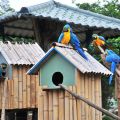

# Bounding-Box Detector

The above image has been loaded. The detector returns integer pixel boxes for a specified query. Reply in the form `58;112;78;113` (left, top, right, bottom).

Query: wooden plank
43;91;49;120
58;90;64;120
88;74;92;120
23;67;27;108
95;75;102;120
80;73;85;120
85;74;89;120
99;76;102;120
38;91;44;120
76;70;81;120
26;66;31;108
13;66;18;108
48;91;53;120
30;75;36;108
65;89;69;120
69;86;73;120
91;74;95;120
10;80;14;108
53;91;58;120
35;74;39;107
1;79;7;120
7;80;10;109
72;86;77;120
18;65;23;108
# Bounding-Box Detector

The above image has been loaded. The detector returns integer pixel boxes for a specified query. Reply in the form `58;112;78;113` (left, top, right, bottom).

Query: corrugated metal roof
27;43;112;75
0;41;45;65
27;0;120;30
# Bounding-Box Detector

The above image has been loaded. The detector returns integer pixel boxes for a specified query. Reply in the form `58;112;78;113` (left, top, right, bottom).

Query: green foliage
76;0;120;19
103;116;113;120
106;37;120;54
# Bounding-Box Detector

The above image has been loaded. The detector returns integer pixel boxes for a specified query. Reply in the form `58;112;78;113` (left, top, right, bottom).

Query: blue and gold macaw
105;49;120;84
58;24;88;60
92;34;106;54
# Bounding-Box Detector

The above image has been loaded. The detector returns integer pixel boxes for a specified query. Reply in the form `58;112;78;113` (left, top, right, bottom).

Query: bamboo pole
1;77;8;120
59;84;120;120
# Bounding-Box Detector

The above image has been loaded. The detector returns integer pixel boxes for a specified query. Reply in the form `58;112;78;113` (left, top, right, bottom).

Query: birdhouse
28;43;111;89
28;43;112;120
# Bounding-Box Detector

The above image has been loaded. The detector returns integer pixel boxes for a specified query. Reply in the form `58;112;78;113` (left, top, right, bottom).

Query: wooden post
116;64;120;116
1;77;8;120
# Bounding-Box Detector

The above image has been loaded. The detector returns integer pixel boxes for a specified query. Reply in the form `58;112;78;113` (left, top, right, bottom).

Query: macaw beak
63;27;69;32
92;36;97;40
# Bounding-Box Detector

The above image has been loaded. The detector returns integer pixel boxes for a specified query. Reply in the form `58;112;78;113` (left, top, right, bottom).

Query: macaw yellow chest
93;38;105;46
61;32;71;44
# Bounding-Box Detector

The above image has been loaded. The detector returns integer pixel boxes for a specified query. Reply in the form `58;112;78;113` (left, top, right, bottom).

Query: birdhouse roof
0;41;45;65
27;43;111;75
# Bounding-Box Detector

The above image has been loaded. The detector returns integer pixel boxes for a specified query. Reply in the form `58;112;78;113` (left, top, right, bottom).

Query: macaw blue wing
58;33;64;43
106;50;120;63
70;33;80;47
70;33;88;60
75;45;88;60
105;49;120;84
98;36;105;41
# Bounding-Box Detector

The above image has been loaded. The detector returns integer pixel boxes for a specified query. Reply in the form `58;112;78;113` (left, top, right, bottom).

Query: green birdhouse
28;43;111;89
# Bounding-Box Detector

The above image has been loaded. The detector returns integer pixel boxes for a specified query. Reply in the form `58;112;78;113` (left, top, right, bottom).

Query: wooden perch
59;84;120;120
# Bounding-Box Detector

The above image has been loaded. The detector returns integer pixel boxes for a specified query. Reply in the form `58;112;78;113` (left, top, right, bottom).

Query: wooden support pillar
0;24;5;42
116;64;120;116
32;17;44;50
85;30;93;46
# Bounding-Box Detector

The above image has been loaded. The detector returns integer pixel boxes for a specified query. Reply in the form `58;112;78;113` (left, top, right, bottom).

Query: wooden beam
4;25;33;31
1;78;8;120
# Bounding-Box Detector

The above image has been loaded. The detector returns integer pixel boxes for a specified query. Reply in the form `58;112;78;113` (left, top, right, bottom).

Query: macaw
105;49;120;84
92;34;106;54
58;24;71;44
58;24;88;60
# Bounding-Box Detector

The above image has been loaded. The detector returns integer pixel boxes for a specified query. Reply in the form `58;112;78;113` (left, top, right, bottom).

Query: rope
59;84;120;120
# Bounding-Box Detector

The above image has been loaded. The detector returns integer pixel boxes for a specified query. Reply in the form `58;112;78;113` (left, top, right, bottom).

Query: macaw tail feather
111;62;116;74
109;62;116;85
109;75;113;85
75;46;88;60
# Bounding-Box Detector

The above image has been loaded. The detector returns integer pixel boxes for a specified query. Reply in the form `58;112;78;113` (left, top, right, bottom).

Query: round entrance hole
52;72;63;86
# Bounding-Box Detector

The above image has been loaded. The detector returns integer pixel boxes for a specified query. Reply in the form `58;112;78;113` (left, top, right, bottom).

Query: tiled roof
26;0;120;30
0;41;45;65
27;43;111;75
1;0;120;30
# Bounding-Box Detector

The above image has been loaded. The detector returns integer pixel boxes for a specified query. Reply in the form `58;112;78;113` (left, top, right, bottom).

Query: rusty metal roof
0;41;45;65
28;44;111;75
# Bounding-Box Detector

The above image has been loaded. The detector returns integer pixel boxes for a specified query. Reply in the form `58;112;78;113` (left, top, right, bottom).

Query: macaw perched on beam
92;34;106;54
58;24;88;60
105;49;120;84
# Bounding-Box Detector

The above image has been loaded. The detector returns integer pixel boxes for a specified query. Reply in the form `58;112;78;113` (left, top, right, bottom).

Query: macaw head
63;24;71;32
92;34;98;40
105;49;115;55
